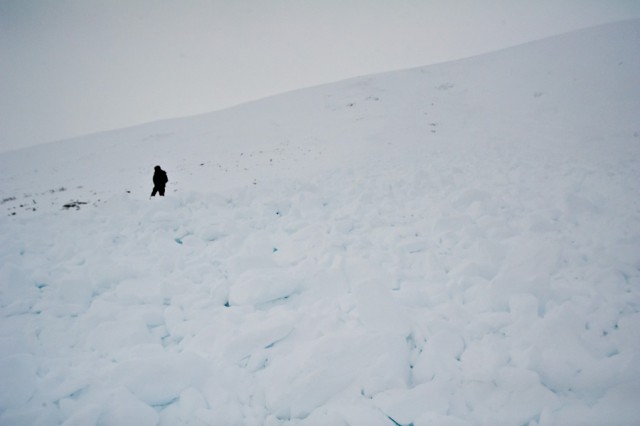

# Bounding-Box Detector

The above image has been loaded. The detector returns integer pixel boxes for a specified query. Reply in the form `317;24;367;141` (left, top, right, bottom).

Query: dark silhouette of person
151;165;168;196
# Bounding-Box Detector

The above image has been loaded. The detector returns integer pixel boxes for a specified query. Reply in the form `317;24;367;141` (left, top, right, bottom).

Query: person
151;165;168;197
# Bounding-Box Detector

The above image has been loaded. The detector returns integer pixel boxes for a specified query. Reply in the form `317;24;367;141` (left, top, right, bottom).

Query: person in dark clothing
151;165;168;196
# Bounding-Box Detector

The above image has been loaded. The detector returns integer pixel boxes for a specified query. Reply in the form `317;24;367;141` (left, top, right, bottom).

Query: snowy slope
1;19;640;425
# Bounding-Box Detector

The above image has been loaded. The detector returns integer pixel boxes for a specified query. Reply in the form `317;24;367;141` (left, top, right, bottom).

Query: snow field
2;144;639;424
1;19;640;425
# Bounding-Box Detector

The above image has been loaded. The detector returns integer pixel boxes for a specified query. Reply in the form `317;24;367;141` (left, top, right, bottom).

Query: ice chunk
111;353;208;406
412;331;464;384
374;379;454;424
460;334;510;382
353;279;411;335
99;389;158;426
228;268;299;306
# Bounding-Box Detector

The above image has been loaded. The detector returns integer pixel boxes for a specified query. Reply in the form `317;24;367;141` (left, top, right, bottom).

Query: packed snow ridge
1;20;639;426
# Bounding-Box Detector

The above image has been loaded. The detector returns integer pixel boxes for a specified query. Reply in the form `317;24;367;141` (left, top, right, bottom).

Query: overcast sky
1;0;640;153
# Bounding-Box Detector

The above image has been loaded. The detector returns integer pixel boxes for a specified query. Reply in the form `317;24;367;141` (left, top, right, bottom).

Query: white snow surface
1;20;640;425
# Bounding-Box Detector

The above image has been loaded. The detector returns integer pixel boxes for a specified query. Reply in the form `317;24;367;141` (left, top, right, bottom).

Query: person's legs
151;187;158;196
159;186;165;196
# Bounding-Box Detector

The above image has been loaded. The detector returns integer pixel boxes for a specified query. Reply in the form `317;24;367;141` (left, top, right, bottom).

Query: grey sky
2;0;640;152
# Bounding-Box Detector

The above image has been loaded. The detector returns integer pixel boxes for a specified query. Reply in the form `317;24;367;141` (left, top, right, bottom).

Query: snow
1;19;640;425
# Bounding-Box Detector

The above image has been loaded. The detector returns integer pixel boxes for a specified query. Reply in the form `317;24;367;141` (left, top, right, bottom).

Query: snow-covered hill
1;19;639;425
